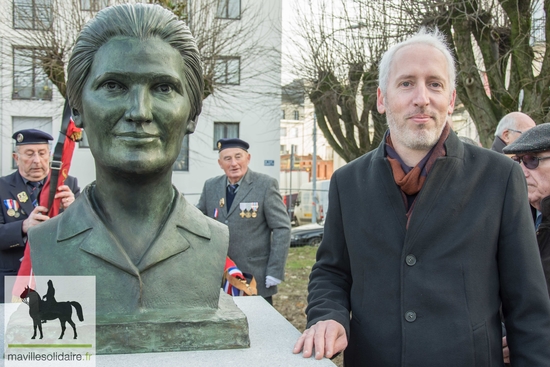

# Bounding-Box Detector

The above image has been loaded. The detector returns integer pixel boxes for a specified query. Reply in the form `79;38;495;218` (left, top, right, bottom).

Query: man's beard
386;107;445;151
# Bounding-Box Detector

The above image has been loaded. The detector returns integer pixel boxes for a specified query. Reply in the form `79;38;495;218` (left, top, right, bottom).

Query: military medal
240;211;246;218
4;200;19;217
17;191;29;203
241;203;253;218
251;202;259;218
219;198;225;208
14;212;20;218
240;203;247;218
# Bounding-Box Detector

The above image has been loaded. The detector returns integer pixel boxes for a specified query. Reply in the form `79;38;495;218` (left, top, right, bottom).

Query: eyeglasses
511;154;550;169
507;128;523;134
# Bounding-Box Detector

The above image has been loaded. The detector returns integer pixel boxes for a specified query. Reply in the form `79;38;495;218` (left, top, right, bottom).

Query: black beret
217;138;249;151
503;123;550;154
12;129;53;146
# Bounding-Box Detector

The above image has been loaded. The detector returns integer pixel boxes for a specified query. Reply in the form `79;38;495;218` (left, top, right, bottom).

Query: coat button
405;254;417;266
225;220;228;224
405;311;416;322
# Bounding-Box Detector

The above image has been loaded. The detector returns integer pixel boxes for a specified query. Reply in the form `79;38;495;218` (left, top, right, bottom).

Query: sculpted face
75;36;192;175
218;148;251;184
13;144;50;181
377;44;456;152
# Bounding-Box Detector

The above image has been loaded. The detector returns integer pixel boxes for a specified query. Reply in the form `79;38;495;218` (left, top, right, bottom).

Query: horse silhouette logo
19;279;84;340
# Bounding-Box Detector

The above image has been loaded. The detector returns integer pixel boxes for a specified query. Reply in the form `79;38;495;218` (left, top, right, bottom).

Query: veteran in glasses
491;112;536;153
504;122;550;296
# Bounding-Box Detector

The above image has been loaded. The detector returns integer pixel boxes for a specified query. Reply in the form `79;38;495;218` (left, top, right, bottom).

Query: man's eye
401;81;411;87
156;84;173;93
430;82;442;88
102;81;123;91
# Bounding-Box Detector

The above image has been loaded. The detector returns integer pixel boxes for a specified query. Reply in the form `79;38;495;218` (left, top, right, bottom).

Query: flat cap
503;123;550;154
12;129;53;146
217;138;249;151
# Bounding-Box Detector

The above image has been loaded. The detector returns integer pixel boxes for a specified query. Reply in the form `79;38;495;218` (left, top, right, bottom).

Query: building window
293;110;299;120
172;134;189;171
214;122;239;149
280;144;286;154
13;0;52;30
80;0;109;11
213;57;240;85
12;116;52;168
13;48;53;100
289;128;298;138
280;127;287;137
216;0;240;19
281;110;286;119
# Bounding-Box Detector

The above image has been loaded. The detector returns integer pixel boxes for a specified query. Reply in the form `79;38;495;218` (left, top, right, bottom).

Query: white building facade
0;0;282;205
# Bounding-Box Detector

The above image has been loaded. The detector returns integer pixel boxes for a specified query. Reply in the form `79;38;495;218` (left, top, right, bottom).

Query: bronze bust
27;3;248;354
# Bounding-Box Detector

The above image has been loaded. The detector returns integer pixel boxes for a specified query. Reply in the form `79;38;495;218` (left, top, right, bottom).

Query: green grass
286;246;318;269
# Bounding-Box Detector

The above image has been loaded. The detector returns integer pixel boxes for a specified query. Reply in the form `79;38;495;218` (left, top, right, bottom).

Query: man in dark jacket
0;129;79;302
293;29;550;366
503;123;550;294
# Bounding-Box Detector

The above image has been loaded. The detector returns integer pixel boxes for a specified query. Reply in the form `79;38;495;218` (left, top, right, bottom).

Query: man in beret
197;138;291;304
491;112;536;153
0;128;80;303
503;122;550;293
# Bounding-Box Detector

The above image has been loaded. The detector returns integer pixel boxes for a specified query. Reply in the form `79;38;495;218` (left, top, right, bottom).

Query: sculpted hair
378;28;456;96
67;3;204;124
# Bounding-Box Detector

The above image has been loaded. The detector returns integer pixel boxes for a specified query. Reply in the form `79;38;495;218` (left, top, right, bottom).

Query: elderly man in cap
503;122;550;293
197;138;291;304
491;112;536;153
0;128;80;303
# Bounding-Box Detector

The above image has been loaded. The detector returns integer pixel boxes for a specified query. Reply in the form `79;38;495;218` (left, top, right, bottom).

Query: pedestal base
96;292;249;354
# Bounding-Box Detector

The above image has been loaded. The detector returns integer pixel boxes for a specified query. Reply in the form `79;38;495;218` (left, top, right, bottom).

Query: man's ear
186;119;197;134
72;108;83;128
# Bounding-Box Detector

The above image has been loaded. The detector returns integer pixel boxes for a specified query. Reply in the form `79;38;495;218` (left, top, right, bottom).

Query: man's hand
293;320;347;360
55;185;76;209
22;206;50;234
502;336;510;364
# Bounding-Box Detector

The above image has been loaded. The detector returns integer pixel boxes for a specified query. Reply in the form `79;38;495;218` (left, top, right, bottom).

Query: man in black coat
503;123;550;294
0;129;79;302
293;29;550;366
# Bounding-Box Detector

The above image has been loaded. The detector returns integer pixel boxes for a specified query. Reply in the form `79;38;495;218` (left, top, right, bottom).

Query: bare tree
2;0;274;101
393;0;550;147
287;0;406;162
291;0;550;152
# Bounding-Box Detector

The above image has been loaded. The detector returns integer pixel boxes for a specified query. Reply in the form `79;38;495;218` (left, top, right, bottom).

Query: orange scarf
385;123;450;221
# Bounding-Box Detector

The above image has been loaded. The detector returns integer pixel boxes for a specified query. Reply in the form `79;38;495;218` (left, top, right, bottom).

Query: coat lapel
9;172;34;216
57;188;204;276
403;131;463;252
138;195;210;272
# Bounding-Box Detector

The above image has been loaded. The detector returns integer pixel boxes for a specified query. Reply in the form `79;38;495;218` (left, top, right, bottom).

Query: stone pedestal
95;297;337;366
96;292;249;354
1;297;337;366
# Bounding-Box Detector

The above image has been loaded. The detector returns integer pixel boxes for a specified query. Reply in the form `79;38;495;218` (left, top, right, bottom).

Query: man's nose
413;84;429;106
125;87;153;123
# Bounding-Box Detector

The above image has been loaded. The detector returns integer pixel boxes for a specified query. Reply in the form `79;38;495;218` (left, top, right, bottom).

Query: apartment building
0;0;282;204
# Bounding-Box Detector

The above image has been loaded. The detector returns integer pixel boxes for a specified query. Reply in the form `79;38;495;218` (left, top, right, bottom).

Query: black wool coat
306;131;550;366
